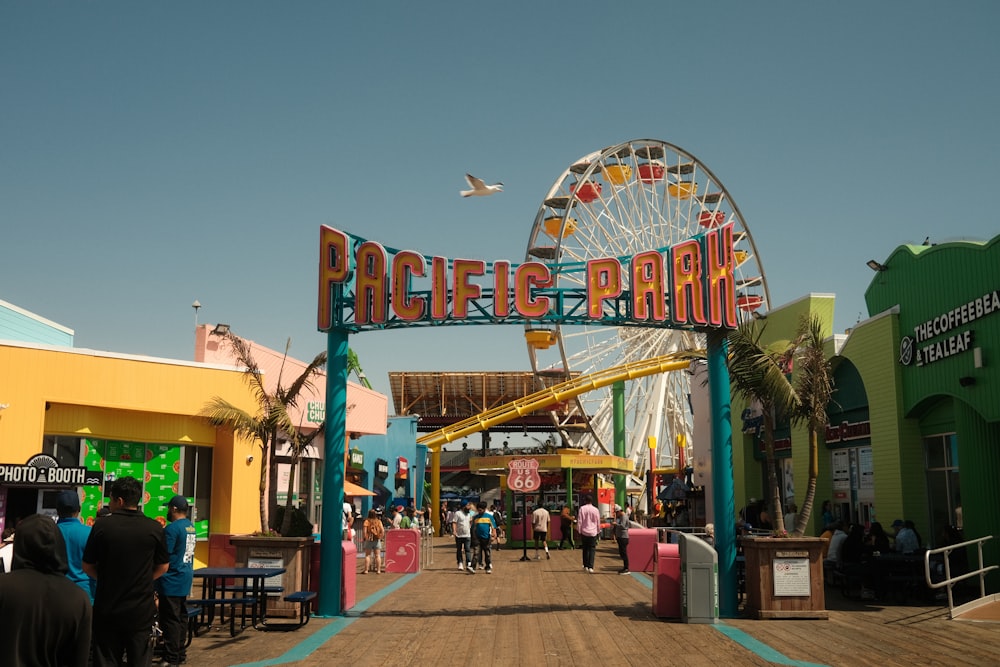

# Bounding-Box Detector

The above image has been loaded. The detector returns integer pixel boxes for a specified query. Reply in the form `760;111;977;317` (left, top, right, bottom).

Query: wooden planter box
230;536;315;618
741;536;828;619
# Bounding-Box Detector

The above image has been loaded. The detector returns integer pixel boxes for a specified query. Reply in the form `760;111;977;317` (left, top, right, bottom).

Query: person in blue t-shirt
469;502;497;574
155;495;196;667
55;490;97;602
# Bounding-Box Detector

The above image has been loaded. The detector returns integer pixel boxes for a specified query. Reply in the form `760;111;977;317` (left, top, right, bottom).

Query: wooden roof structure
388;371;585;433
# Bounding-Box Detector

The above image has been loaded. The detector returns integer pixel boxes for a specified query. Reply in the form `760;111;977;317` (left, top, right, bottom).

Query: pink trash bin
627;528;659;573
653;542;681;618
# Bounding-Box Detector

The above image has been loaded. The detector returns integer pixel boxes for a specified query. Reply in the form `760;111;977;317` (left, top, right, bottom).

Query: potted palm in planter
728;314;833;619
200;330;327;617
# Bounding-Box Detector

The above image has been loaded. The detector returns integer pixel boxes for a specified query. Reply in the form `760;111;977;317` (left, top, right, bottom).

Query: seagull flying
460;173;503;197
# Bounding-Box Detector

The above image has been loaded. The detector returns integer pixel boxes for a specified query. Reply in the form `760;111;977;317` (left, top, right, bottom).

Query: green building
733;235;999;588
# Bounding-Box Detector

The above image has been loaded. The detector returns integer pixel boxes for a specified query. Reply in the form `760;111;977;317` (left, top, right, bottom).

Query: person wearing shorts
531;504;551;560
361;510;384;574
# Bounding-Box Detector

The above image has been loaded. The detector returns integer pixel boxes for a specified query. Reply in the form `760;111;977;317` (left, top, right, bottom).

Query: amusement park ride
317;138;771;618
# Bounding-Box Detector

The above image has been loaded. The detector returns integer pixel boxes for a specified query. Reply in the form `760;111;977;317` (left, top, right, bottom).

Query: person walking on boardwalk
83;476;169;667
577;495;601;573
156;495;196;667
559;505;576;550
361;509;385;574
0;513;93;667
452;502;473;571
531;504;551;560
613;506;631;574
469;501;497;574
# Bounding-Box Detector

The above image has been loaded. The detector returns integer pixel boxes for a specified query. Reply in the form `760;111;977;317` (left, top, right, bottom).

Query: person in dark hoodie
0;513;92;667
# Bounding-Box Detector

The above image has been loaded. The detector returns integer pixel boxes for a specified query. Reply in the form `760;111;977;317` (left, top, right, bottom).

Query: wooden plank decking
182;536;1000;667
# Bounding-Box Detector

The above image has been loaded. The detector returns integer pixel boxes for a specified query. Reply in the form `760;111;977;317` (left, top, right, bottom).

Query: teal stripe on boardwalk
232;573;418;667
713;624;829;667
632;572;829;667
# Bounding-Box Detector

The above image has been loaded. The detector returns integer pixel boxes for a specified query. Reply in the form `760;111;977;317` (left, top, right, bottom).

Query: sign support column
318;328;348;616
706;328;736;618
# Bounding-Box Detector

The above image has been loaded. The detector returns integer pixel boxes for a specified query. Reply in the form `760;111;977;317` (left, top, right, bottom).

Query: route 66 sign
507;458;541;492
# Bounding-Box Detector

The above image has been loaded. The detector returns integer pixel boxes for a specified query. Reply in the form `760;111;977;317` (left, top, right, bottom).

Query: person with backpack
361;510;385;574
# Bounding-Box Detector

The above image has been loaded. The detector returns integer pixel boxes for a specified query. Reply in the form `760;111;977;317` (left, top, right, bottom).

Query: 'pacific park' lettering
318;224;739;332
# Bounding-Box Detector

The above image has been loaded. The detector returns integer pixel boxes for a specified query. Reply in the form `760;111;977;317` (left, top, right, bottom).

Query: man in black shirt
84;476;169;667
0;513;92;666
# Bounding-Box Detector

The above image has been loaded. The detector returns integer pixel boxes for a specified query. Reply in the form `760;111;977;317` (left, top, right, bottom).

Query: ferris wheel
523;139;770;478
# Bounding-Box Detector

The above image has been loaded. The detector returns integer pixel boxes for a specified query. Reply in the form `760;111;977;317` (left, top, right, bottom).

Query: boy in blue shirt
469;501;497;574
156;495;196;667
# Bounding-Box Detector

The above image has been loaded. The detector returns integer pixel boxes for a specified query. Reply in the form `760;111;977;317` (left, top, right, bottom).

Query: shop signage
349;448;365;469
0;454;102;487
824;419;871;443
318;223;740;332
755;437;791;453
307;401;325;423
900;288;999;367
375;458;389;479
396;457;408;479
741;406;763;434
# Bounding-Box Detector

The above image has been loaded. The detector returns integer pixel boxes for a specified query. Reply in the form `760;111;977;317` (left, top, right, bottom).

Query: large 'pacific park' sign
318;222;739;333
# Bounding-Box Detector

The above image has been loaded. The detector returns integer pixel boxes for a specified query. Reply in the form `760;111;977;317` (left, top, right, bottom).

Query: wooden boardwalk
185;536;1000;667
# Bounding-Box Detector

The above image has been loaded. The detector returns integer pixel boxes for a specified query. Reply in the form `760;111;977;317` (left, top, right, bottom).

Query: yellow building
0;299;388;568
0;338;264;565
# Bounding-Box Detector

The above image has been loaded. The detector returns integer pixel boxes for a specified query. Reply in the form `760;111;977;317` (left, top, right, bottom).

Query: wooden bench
263;591;317;631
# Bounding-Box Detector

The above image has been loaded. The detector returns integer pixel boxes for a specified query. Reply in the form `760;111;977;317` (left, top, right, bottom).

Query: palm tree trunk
794;426;820;536
266;428;280;531
280;454;299;535
258;441;269;533
763;409;784;531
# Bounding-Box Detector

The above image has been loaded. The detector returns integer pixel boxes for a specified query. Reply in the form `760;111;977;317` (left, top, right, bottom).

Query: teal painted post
613;380;625;509
706;328;737;618
318;329;349;616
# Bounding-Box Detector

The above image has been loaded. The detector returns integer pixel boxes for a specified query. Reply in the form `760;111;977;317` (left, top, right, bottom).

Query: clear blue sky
3;1;998;405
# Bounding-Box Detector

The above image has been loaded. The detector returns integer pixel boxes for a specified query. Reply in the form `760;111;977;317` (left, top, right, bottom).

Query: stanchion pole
519;493;531;561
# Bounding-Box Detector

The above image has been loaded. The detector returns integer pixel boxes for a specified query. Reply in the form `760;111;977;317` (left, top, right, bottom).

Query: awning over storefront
344;480;375;497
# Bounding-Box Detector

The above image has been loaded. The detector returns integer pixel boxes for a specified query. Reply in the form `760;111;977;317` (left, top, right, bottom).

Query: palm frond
726;321;798;415
791;314;834;429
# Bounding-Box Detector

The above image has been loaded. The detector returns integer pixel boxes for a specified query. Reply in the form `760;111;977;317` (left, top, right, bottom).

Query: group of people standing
0;476;195;667
450;501;498;573
448;495;634;575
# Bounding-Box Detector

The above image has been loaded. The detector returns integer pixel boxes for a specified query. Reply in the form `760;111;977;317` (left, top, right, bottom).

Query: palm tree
726;320;797;533
791;314;835;536
200;331;327;533
278;420;325;536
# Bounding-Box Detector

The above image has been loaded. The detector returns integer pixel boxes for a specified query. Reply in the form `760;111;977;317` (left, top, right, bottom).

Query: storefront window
41;438;213;538
42;435;83;468
829;446;874;526
924;433;960;547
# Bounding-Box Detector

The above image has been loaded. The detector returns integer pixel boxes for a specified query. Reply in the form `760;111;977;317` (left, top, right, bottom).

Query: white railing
923;534;999;619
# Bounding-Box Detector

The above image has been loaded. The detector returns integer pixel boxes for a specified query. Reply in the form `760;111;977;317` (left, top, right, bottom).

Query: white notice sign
248;556;285;591
772;557;811;596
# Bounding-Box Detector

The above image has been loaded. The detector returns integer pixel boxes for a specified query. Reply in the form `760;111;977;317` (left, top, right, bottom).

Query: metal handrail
923;534;998;618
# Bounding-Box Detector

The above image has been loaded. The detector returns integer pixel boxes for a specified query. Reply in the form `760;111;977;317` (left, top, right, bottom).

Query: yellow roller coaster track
417;349;707;451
